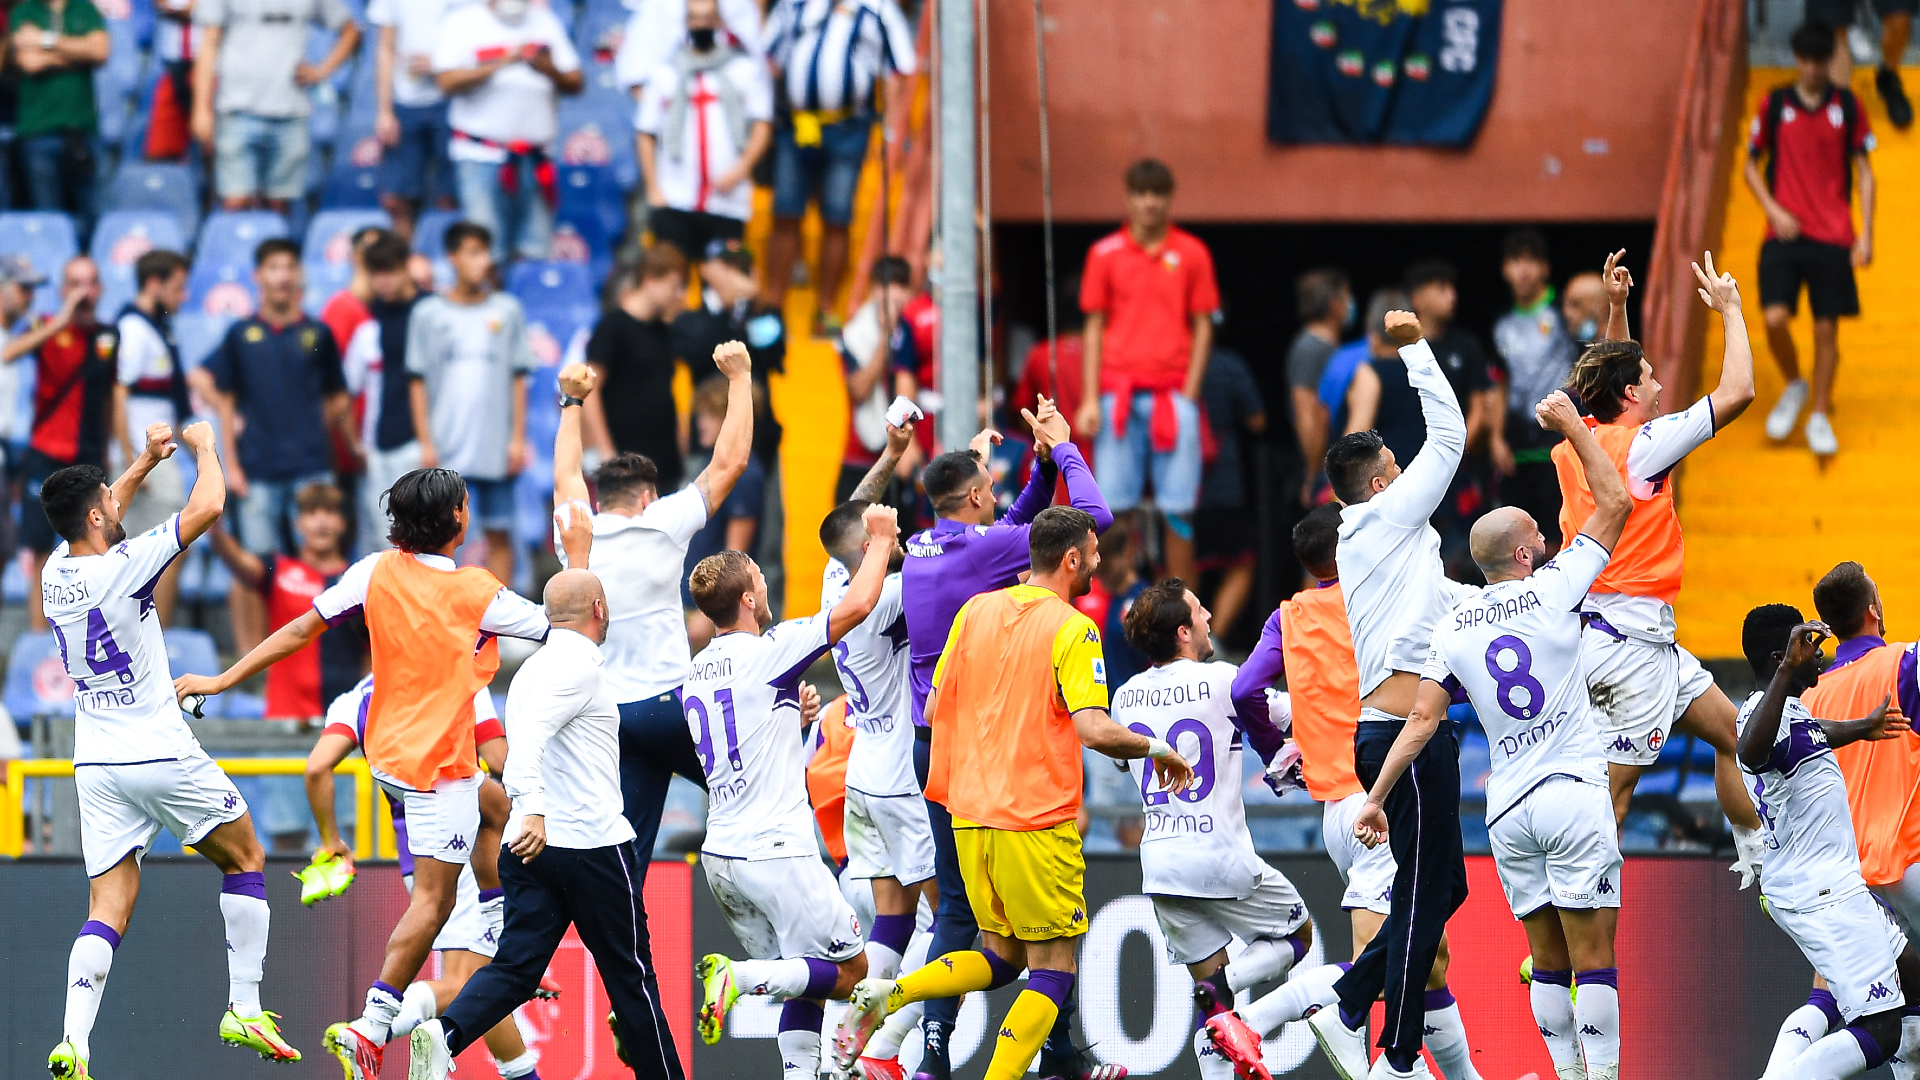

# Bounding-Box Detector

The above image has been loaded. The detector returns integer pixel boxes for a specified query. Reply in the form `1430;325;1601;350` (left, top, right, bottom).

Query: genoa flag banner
1267;0;1503;146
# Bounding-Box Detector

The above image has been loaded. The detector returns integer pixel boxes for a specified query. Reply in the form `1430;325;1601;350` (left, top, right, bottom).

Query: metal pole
937;0;979;453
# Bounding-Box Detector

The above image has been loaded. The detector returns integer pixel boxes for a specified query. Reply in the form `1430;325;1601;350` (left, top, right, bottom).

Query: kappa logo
1071;907;1086;925
1288;903;1304;922
1790;1028;1810;1039
227;939;234;951
224;793;240;810
485;927;497;944
1581;1024;1604;1036
445;835;469;852
1870;983;1894;1001
1538;1026;1556;1039
830;939;858;954
1597;876;1613;895
940;957;955;971
1423;1025;1440;1036
1607;736;1638;754
73;978;93;990
999;1026;1017;1040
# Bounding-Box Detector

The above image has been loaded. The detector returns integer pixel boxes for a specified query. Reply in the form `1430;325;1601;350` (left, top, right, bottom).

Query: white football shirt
1737;691;1867;911
822;561;917;798
555;488;710;703
46;515;196;765
1424;533;1611;824
687;613;832;860
1109;659;1268;900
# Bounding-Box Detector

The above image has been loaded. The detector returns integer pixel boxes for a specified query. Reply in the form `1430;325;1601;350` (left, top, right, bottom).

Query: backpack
1758;85;1862;192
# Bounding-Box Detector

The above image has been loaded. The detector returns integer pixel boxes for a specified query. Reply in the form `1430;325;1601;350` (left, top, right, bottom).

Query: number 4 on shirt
51;610;135;691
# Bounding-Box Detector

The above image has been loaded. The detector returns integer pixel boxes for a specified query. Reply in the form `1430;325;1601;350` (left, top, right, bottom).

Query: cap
0;254;47;287
702;238;755;274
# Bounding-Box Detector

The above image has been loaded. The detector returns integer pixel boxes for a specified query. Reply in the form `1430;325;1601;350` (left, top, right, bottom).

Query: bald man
1561;272;1608;345
410;568;687;1080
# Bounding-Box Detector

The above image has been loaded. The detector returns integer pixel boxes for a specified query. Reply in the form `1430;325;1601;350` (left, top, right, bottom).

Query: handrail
1;757;384;860
1643;0;1748;408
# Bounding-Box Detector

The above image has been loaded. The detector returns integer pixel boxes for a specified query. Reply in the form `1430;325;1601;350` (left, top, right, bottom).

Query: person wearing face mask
432;0;585;263
636;0;774;262
673;238;786;472
1561;269;1608;346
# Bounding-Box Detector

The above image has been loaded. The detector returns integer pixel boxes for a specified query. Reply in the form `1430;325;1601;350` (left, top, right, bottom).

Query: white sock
1768;1004;1835;1078
1226;938;1300;994
1192;1024;1235;1080
1790;1028;1871;1079
1892;1014;1920;1080
1530;981;1581;1074
1424;999;1482;1080
865;939;905;981
1240;963;1342;1037
734;958;813;999
867;1000;925;1060
390;981;441;1038
481;893;505;942
497;1048;540;1078
779;1026;823;1077
63;931;117;1059
352;983;404;1045
219;893;270;1017
1573;982;1619;1074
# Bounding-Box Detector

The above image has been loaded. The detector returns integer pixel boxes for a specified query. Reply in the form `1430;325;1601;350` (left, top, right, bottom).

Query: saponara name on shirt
1452;589;1545;630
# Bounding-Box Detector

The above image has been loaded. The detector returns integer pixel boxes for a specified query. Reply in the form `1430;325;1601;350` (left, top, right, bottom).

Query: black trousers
442;841;684;1080
1333;718;1470;1056
916;733;977;1034
619;693;708;881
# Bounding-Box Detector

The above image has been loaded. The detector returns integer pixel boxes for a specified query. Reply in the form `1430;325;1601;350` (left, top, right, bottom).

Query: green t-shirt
12;0;105;137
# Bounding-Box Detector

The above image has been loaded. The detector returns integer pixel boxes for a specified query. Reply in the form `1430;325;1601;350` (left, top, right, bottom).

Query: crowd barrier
0;855;1835;1078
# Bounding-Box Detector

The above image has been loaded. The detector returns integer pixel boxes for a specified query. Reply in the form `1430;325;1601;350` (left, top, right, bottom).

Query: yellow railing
0;757;399;860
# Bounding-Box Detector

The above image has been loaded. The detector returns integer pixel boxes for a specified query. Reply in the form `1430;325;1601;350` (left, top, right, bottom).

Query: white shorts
843;787;937;885
1488;777;1624;917
375;772;482;867
1151;865;1311;966
402;864;498;958
1324;792;1395;914
703;852;864;962
77;753;248;878
1583;628;1714;766
1768;888;1908;1021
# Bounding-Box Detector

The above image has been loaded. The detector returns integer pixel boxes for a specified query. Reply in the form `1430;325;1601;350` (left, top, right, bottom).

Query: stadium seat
548;217;611;288
319;161;382;210
557;163;627;247
302;208;391;307
166;628;221;680
412;209;465;258
3;633;74;721
196;210;290;271
508;260;594;307
174;312;236;368
557;94;640;188
91;210;189;299
109;162;201;239
185;263;259;320
0;213;81;316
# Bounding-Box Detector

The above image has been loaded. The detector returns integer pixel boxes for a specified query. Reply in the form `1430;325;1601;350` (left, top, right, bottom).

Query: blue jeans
235;471;334;556
455;157;553;262
1092;390;1203;514
771;116;873;226
19;131;97;241
213;112;310;202
380;102;453;204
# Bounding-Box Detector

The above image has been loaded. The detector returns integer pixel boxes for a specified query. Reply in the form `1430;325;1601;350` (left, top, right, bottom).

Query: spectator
1011;272;1092;468
1075;157;1219;584
433;0;584;263
1286;266;1351;507
613;0;763;102
636;0;773;260
406;220;534;587
834;254;919;505
10;256;113;630
1492;226;1575;552
319;225;389;354
111;249;195;624
370;0;455;242
1746;19;1876;457
340;232;424;553
1339;289;1425;465
680;373;767;647
672;237;785;470
406;251;437;293
761;0;916;334
1560;269;1607;345
584;244;690;493
192;238;356;652
1804;0;1912;127
191;0;361;213
1406;259;1494;582
152;0;201;160
1194;344;1264;644
0;257;50;494
10;0;108;239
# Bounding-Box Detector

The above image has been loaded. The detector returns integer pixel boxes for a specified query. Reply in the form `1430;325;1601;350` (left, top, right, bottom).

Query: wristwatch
558;393;584;408
40;30;58;49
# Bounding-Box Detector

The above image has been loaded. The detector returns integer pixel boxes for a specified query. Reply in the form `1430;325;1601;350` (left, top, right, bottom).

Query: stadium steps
1675;65;1920;658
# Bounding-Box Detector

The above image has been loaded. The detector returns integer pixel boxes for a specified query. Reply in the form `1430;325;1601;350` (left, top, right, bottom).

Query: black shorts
647;207;746;262
1759;238;1860;318
1193;505;1256;569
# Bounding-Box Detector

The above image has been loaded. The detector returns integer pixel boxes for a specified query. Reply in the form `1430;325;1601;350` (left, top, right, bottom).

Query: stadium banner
1267;0;1504;146
0;855;1840;1078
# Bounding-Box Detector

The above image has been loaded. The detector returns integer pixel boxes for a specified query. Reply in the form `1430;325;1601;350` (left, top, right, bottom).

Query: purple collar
931;517;979;536
1832;635;1887;669
1316;578;1339;589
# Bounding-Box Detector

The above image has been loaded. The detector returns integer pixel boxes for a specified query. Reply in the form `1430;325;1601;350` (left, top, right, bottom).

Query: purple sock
1810;988;1843;1029
780;998;826;1034
1338;1004;1366;1031
1336;961;1352;973
1574;967;1618;989
1025;969;1075;1008
373;980;404;1001
479;888;504;903
1288;936;1308;964
801;957;840;999
983;949;1021;990
871;914;915;955
1423;986;1456;1010
77;920;122;949
221;871;267;900
1531;968;1573;988
1848;1024;1892;1069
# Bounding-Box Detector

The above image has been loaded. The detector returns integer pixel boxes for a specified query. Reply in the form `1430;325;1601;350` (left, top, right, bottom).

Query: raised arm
1693;252;1756;431
1369;314;1466;529
828;505;899;643
693;342;756;515
1601;249;1633;342
1536;391;1629;551
1228;610;1289;764
849;420;913;503
1352;677;1453;847
109;423;177;517
174;421;228;545
553;362;593;506
1739;623;1828;771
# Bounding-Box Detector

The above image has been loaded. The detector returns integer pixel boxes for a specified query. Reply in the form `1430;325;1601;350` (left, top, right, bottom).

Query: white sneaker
1766;380;1808;440
1730;824;1764;890
408;1020;454;1080
1307;1008;1371;1080
1586;1064;1618;1080
1555;1064;1589;1080
1806;412;1838;456
1364;1052;1432;1079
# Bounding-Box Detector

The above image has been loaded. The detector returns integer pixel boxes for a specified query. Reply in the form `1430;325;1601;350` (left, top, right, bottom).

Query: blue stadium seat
1457;727;1491;797
302;208;391;307
304;25;357;93
185;263;260;319
556;94;639;188
320;161;382;210
196;210;290;270
92;210;189;298
0;213;80;316
3;633;74;721
507;260;594;308
557;163;626;247
166;628;221;680
174;312;236;368
547;217;611;290
110;162;201;239
412;209;465;257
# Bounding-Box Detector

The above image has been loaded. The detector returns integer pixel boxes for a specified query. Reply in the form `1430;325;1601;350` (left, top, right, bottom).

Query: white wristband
1145;737;1174;760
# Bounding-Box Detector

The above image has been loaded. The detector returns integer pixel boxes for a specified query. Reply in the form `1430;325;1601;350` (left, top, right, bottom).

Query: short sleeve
315;0;352;30
191;0;226;28
543;13;582;72
70;0;106;34
481;588;550;641
405;302;436;376
1184;239;1220;316
108;515;187;593
877;0;916;76
205;328;239;392
365;0;394;26
115;318;151;385
643;484;711;546
429;15;469;72
1624;395;1714;488
313;322;347;394
738;57;774;120
1537;532;1612;610
504;302;537;374
13;3;49;30
342;320;379;396
760;613;833;687
721;464;764;521
1852;96;1875;153
634;69;672;134
1747;104;1771;159
1420;641;1453;686
314;553;380;625
1052;613;1109;713
1079;246;1110;315
473;688;505;743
